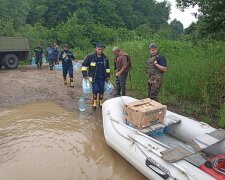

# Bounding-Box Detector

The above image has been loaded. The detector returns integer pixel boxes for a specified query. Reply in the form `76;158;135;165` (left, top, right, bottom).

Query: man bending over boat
147;43;168;101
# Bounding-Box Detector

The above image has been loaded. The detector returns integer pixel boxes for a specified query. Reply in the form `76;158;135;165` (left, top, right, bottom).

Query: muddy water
0;102;146;180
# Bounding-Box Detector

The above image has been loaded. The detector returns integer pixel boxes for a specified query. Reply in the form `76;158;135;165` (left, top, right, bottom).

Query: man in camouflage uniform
147;43;168;100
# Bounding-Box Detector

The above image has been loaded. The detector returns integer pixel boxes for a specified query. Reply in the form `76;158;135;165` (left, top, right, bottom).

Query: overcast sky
157;0;198;28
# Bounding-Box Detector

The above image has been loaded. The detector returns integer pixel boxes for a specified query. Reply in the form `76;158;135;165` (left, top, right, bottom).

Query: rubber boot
69;78;74;88
92;95;97;110
64;77;67;85
114;88;121;97
99;95;103;108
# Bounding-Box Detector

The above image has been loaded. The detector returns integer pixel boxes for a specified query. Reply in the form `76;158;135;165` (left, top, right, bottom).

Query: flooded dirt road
0;101;146;180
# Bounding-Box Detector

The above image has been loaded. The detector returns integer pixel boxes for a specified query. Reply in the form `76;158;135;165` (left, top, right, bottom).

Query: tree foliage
26;0;170;30
176;0;225;38
170;19;184;38
0;0;173;49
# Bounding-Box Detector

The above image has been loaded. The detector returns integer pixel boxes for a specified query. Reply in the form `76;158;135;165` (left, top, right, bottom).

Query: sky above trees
157;0;198;28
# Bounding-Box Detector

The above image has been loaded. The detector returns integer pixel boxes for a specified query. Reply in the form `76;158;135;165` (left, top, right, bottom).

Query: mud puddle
0;101;145;180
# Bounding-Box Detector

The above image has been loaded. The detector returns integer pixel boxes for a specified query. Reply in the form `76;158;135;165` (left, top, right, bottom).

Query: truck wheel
3;54;19;69
0;60;2;69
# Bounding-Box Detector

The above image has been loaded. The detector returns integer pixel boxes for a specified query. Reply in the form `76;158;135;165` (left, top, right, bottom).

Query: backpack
114;53;132;72
125;54;132;72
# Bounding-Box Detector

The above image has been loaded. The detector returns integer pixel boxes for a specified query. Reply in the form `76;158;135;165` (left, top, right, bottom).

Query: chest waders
147;56;164;100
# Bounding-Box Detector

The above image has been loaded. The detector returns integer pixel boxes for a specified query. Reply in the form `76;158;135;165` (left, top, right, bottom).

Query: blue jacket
82;53;110;82
53;48;59;59
45;47;54;60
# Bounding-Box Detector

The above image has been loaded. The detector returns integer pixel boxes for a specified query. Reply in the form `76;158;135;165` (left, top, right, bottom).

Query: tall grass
104;39;225;125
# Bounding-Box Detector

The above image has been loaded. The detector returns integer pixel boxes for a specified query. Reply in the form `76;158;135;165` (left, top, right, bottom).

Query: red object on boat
200;154;225;180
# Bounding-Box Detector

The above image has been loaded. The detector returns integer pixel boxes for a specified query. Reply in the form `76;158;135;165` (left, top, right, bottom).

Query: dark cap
149;43;157;49
64;44;69;48
95;42;105;48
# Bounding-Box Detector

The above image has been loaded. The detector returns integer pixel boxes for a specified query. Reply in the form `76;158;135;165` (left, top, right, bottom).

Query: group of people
34;43;59;70
34;42;168;110
81;42;167;109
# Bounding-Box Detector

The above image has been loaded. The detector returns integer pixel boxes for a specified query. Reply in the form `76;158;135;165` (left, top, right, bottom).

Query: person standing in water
81;43;111;109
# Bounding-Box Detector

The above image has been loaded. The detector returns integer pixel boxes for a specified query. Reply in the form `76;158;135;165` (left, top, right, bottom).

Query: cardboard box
124;98;167;129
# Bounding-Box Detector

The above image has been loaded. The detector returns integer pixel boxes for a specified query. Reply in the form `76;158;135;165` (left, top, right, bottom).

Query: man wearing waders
112;47;131;96
59;44;75;88
81;43;110;110
45;44;55;70
34;46;43;70
147;43;167;101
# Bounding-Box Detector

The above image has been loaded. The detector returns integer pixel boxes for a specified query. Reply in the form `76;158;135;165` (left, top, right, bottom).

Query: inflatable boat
102;96;225;180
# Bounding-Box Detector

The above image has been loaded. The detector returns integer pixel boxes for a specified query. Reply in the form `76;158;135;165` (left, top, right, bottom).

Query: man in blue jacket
82;43;110;109
59;44;75;87
45;44;55;70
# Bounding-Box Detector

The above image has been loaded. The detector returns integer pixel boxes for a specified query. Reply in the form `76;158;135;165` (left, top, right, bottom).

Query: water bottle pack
31;57;37;69
54;62;63;71
82;79;91;94
42;57;46;65
73;62;81;73
148;128;166;136
104;81;114;94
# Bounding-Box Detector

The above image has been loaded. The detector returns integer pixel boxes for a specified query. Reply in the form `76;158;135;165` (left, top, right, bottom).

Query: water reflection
0;102;145;180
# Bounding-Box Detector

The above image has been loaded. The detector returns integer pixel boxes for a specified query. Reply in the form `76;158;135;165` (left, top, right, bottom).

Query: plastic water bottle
31;57;36;68
79;96;86;112
54;62;62;70
42;57;46;65
104;81;114;94
149;128;165;136
73;62;81;73
82;79;91;94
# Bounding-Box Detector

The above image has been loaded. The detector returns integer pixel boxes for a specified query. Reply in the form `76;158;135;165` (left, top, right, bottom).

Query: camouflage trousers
148;76;163;101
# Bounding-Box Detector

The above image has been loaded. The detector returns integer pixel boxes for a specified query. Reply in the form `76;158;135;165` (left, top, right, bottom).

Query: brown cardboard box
124;98;167;129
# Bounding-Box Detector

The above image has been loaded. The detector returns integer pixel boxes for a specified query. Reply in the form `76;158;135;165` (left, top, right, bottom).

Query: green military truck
0;37;29;69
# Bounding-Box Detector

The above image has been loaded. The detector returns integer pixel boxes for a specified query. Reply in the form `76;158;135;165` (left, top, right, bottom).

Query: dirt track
0;65;110;113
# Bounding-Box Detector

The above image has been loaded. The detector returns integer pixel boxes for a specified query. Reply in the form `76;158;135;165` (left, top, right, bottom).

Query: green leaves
177;0;225;39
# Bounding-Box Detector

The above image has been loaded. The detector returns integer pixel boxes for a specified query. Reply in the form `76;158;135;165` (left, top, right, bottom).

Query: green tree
0;0;30;29
170;19;184;38
176;0;225;38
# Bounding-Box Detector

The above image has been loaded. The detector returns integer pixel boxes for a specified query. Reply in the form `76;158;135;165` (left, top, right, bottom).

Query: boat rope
107;112;192;180
212;157;225;175
107;112;133;142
